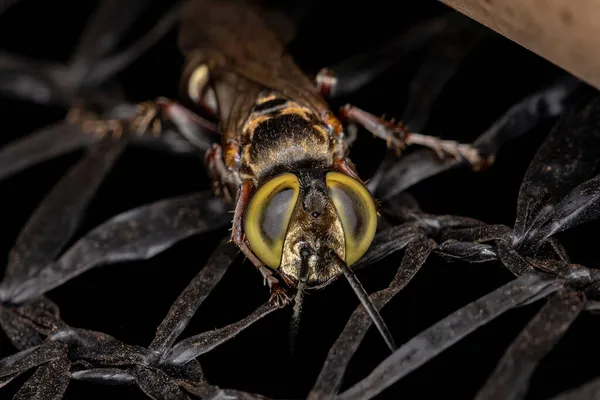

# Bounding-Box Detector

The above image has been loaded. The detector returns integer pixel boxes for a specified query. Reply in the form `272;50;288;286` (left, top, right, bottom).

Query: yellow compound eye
326;172;377;266
244;173;300;268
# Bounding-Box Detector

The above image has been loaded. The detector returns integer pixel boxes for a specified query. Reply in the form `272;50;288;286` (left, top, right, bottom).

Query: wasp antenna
289;251;310;354
289;279;307;354
340;261;396;352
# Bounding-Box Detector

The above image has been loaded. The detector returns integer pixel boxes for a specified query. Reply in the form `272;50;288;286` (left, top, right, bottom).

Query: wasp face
243;169;377;288
279;173;346;287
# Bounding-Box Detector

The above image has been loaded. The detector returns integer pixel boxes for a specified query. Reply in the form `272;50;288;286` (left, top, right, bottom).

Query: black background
1;0;599;399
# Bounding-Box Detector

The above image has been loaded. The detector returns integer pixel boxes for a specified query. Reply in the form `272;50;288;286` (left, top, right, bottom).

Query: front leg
229;180;292;308
339;104;494;171
204;142;243;203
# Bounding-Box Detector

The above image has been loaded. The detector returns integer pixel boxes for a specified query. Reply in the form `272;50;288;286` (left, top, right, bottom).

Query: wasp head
243;169;377;289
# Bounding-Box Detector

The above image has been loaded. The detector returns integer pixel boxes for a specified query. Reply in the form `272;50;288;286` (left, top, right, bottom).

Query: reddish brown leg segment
340;104;493;170
316;68;338;98
205;143;243;203
155;97;218;144
231;180;253;246
230;180;291;307
334;158;362;182
70;97;218;147
320;109;367;184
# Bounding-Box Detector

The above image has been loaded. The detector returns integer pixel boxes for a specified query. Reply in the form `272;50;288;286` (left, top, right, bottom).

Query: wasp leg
339;104;492;171
69;97;218;151
316;13;471;100
230;180;291;307
260;268;290;307
317;110;366;184
316;68;337;99
205;144;234;202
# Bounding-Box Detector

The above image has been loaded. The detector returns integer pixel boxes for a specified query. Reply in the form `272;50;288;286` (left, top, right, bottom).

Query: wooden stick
438;0;600;90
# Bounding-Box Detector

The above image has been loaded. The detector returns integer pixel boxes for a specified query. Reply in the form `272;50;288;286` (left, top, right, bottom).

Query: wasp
74;0;488;349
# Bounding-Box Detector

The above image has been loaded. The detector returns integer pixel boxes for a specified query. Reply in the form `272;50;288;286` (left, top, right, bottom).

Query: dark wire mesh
1;1;600;399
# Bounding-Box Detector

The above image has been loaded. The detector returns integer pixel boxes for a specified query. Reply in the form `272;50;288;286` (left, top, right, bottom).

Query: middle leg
339;104;494;171
314;69;489;170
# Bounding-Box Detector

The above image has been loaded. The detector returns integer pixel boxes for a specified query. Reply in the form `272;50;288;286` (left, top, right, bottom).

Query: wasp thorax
243;169;378;288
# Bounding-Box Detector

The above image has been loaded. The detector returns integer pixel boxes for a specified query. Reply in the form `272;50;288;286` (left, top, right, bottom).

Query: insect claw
113;125;123;139
269;286;291;308
151;119;161;137
394;145;403;157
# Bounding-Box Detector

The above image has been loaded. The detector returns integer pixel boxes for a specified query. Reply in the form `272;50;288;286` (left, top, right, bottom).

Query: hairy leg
68;97;218;150
339;104;493;171
229;180;291;307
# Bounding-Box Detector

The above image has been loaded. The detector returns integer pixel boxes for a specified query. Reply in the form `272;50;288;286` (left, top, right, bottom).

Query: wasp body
71;0;484;349
178;0;379;307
